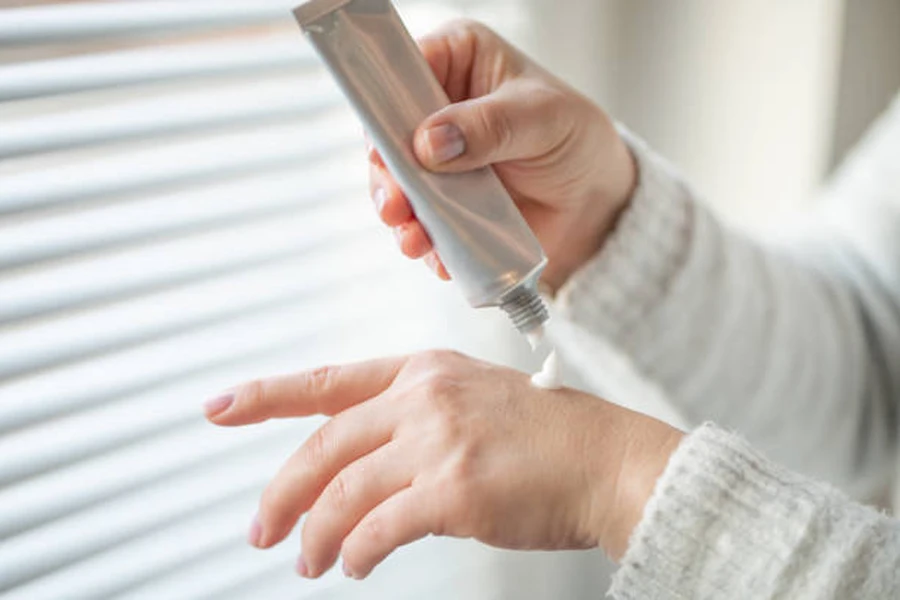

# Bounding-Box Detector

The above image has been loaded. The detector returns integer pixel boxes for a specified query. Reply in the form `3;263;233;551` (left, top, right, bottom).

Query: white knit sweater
556;94;900;599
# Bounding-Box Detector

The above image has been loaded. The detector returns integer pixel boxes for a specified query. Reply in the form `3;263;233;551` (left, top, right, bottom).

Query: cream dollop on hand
527;326;563;389
531;349;563;389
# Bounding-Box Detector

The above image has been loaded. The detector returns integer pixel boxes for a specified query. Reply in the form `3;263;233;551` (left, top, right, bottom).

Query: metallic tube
294;0;549;334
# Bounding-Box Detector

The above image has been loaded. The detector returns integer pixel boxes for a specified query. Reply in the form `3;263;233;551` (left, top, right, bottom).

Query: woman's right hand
368;20;637;291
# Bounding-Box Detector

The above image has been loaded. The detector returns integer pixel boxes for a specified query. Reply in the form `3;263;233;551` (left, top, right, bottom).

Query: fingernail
296;555;310;578
425;252;451;281
373;187;386;213
343;562;357;580
424;252;439;272
424;123;465;164
204;394;234;418
247;515;263;548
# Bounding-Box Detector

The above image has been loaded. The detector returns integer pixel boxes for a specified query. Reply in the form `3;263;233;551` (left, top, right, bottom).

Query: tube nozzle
500;284;549;335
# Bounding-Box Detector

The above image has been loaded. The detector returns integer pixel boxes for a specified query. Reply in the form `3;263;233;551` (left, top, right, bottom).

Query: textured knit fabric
555;94;900;599
611;425;900;599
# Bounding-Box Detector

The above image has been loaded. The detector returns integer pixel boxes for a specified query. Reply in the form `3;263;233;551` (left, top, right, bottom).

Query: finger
424;252;451;281
363;130;387;169
414;80;570;173
300;442;413;578
366;144;386;169
205;356;405;425
436;258;451;281
252;399;396;549
393;222;433;260
368;163;413;227
417;20;507;102
417;23;475;102
341;485;438;580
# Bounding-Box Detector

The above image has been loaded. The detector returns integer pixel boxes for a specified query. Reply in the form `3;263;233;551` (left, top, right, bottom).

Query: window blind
0;1;526;599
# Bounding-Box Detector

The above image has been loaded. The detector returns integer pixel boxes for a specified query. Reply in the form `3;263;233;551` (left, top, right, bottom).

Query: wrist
592;412;683;561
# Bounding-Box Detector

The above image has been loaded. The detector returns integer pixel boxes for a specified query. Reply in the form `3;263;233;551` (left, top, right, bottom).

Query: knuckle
428;403;463;446
448;18;492;40
407;351;470;418
306;365;339;395
415;349;463;371
325;471;352;512
401;350;473;425
302;425;332;468
422;371;458;401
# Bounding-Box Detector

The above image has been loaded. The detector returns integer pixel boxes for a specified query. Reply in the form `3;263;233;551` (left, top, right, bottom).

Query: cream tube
293;0;549;335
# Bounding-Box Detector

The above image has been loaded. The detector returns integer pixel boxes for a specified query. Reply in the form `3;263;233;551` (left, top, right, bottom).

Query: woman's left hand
204;350;682;580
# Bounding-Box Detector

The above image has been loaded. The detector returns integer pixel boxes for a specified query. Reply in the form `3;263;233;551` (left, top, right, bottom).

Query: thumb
414;82;567;172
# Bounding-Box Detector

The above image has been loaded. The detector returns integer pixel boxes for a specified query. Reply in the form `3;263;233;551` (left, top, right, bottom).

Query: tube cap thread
500;286;549;334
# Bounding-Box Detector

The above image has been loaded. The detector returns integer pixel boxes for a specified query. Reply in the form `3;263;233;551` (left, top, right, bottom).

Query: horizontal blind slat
0;271;425;433
0;1;297;46
0;0;447;48
0;346;306;488
0;420;301;539
0;76;341;158
0;155;364;270
0;467;265;591
0;114;358;214
14;508;307;600
116;545;299;600
0;235;387;380
0;37;314;102
0;466;278;595
0;311;425;489
0;198;372;324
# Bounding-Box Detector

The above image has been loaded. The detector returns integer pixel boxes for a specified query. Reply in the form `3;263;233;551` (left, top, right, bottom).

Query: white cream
531;349;563;389
526;326;564;389
526;326;545;352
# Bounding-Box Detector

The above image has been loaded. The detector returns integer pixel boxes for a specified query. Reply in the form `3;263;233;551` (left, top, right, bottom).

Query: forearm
611;424;900;600
554;130;898;494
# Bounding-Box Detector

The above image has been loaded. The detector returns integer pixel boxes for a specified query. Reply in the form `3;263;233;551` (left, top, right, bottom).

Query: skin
206;351;683;579
368;20;637;291
206;20;685;581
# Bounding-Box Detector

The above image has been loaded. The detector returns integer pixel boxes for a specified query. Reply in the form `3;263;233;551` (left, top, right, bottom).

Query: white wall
830;0;900;168
533;0;847;230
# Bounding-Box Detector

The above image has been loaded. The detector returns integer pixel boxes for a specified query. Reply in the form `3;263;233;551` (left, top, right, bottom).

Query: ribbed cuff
610;424;840;600
554;127;694;342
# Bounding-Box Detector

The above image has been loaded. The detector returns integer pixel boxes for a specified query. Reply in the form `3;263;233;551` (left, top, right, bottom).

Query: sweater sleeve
610;424;900;600
554;98;900;497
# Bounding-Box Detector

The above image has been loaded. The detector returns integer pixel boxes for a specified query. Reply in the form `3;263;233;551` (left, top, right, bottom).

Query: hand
368;20;637;291
205;350;682;579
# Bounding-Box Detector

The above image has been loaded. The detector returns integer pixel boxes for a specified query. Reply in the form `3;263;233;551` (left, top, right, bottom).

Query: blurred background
1;0;898;598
